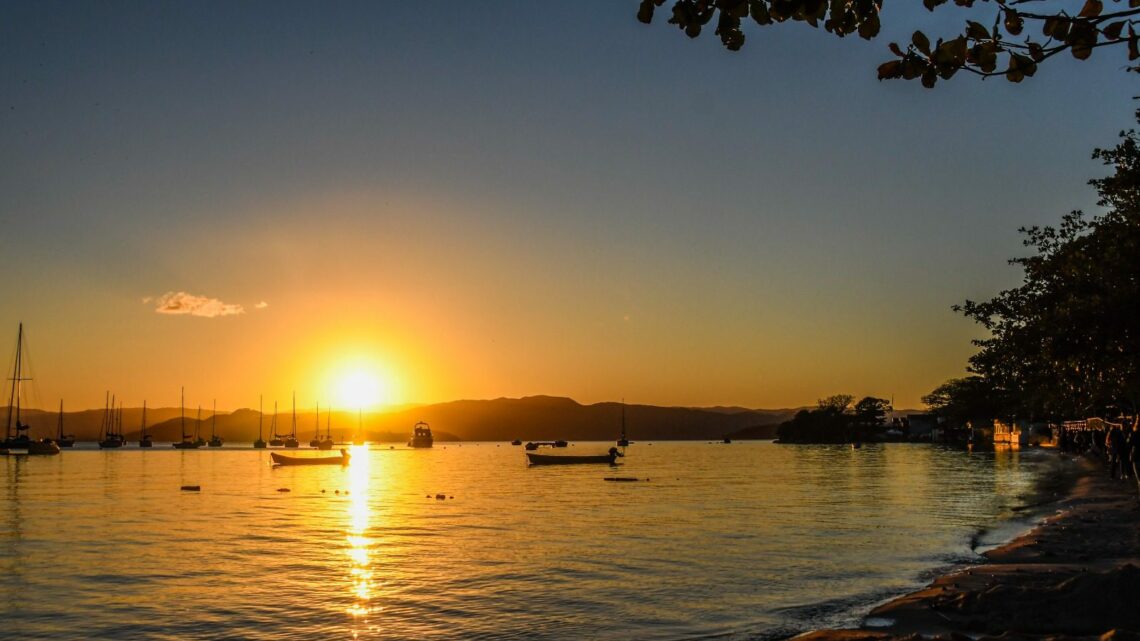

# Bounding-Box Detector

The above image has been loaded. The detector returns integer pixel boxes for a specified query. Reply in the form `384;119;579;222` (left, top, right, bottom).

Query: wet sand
795;452;1140;641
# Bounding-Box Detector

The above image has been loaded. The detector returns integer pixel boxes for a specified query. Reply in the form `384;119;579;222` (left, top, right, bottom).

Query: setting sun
335;368;390;410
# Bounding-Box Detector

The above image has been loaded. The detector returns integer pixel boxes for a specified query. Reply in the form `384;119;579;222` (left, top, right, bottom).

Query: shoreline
794;451;1140;640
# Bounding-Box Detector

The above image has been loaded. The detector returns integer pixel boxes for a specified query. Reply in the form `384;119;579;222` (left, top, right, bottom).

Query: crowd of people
1057;416;1140;505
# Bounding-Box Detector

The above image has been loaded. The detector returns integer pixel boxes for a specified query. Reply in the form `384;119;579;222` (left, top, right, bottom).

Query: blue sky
1;1;1135;410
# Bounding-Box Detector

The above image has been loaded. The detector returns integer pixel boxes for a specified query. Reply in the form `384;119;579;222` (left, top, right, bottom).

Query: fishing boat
270;449;350;466
55;399;75;447
269;400;284;446
138;400;152;447
173;388;202;449
408;421;433;448
526;447;622;466
284;393;299;448
317;407;334;450
253;395;267;449
98;395;126;449
1;324;60;455
207;400;223;447
510;439;522;446
309;402;321;448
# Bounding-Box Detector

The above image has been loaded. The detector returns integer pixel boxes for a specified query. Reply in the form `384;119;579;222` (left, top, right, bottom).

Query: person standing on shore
1129;422;1140;507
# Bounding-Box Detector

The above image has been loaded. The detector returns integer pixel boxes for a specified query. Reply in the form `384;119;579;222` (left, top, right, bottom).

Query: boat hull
271;451;349;466
526;452;618;465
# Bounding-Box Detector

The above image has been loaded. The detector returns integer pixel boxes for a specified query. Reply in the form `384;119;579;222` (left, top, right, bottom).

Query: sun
337;368;387;410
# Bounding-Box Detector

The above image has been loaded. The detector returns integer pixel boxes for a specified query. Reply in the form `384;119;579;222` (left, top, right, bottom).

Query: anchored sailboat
284;392;299;448
138;400;152;447
253;395;267;449
269;400;284;447
98;394;126;449
318;406;334;450
2;323;59;455
309;402;321;448
55;399;75;447
173;387;201;449
207;399;223;447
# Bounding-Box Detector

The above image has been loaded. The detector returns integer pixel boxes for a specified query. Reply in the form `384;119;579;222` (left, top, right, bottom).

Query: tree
922;376;1009;426
852;396;891;430
955;117;1140;418
636;0;1140;87
817;393;855;414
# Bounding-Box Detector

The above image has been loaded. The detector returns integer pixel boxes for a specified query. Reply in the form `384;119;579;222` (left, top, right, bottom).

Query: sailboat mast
315;402;320;439
5;323;23;440
212;399;216;438
180;387;186;440
141;400;147;438
57;399;64;440
258;395;263;441
291;391;296;438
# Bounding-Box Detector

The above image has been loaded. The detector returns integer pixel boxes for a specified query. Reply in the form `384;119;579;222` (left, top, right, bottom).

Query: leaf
912;30;931;54
1103;20;1126;41
1004;10;1023;36
1078;0;1103;18
889;42;904;56
637;0;656;24
966;21;990;41
1130;26;1139;60
877;59;903;79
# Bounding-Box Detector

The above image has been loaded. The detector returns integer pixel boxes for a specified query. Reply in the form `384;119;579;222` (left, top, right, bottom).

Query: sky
1;1;1135;412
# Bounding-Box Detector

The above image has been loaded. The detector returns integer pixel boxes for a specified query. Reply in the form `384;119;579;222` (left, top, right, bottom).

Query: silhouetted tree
636;0;1140;87
922;376;1010;426
956;117;1140;418
817;394;855;413
851;396;891;436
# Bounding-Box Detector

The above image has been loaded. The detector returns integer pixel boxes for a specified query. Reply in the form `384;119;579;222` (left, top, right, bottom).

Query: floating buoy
180;485;201;491
449;496;454;499
435;493;446;500
335;490;340;495
277;488;290;493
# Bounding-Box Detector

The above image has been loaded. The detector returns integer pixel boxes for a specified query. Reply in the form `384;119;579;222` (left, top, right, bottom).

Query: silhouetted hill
3;397;797;443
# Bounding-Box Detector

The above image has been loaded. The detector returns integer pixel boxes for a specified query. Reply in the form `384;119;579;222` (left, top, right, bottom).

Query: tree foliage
954;118;1140;418
636;0;1140;87
922;376;1009;426
778;394;893;442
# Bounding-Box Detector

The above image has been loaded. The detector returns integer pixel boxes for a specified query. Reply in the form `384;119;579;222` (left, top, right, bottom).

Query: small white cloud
154;291;245;318
254;301;269;310
141;296;153;304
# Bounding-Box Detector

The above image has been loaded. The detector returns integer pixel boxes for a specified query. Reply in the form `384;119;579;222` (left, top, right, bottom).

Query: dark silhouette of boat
309;402;321;448
284;393;300;448
138;400;152;447
207;400;223;447
269;400;284;446
617;400;630;447
510;439;522;446
173;388;202;449
253;395;267;449
317;407;334;450
98;395;126;449
54;399;75;447
526;447;622;466
271;449;350;466
1;324;60;456
408;421;433;448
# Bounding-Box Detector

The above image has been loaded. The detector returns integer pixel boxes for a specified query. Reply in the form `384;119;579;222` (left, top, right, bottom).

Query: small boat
526;447;622;466
55;399;75;447
616;400;629;447
173;388;202;449
271;449;350;466
317;407;334;450
253;395;267;449
284;393;300;448
269;400;284;446
510;439;522;446
309;402;321;448
138;400;152;447
408;421;433;448
207;400;223;447
98;395;127;449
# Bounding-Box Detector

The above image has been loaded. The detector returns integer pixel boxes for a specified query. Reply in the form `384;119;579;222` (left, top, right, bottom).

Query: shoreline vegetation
794;451;1140;641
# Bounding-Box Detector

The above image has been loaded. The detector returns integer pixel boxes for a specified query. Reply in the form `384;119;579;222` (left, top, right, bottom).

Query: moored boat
138;400;152;447
207;400;223;447
284;393;299;448
253;395;267;449
55;399;75;447
2;324;61;455
526;447;622;465
270;449;350;466
173;388;202;449
408;421;433;448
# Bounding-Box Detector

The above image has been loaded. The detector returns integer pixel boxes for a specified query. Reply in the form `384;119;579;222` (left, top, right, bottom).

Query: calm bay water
1;442;1060;640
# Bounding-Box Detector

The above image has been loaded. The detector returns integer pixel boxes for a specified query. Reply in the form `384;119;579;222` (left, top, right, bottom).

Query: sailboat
617;400;630;447
284;392;300;448
194;406;207;447
173;388;201;449
207;399;223;447
1;323;60;455
99;394;126;448
138;400;152;447
309;402;321;448
269;401;284;447
55;399;75;447
318;406;334;450
253;395;267;449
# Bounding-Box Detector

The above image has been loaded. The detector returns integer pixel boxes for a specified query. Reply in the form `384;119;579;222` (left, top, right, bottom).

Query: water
0;442;1058;640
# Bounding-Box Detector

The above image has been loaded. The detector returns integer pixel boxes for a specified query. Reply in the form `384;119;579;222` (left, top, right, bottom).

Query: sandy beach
796;452;1140;641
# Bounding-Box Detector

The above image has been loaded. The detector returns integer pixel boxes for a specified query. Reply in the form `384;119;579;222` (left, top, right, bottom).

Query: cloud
154;291;245;318
141;296;153;304
254;301;269;310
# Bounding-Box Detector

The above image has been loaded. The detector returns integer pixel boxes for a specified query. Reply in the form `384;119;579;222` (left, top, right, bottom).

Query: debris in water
180;485;201;492
277;488;290;493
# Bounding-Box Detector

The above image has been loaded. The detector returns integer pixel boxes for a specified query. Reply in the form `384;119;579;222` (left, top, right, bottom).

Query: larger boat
1;324;60;455
408;421;433;448
173;388;202;449
526;447;622;466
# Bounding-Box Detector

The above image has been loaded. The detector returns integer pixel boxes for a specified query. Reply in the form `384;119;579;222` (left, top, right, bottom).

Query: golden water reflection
346;445;373;631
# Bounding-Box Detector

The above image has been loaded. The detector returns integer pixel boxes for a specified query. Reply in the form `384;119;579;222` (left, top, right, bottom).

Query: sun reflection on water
346;445;373;631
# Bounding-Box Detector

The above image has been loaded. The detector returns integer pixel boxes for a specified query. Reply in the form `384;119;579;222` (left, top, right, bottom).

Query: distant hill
2;396;798;443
